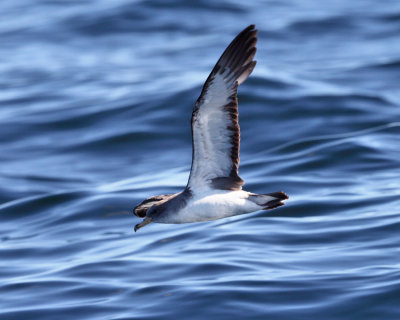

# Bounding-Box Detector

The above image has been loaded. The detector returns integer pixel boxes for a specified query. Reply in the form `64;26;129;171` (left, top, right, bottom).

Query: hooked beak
134;217;152;232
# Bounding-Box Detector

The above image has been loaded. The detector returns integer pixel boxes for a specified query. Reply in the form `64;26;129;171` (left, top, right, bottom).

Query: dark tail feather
263;199;285;210
266;192;288;200
249;191;288;210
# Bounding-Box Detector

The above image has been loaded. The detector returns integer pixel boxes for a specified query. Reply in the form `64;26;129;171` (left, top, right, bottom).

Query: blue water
1;1;400;319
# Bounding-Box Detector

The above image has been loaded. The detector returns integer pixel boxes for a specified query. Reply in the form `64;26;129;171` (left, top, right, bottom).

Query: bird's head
147;203;162;218
134;204;165;232
133;193;178;232
133;194;174;218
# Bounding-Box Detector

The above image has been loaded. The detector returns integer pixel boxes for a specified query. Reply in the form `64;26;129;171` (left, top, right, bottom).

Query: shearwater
133;25;288;232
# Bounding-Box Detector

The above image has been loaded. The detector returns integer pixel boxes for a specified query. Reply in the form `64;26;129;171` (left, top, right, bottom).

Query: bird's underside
133;25;288;231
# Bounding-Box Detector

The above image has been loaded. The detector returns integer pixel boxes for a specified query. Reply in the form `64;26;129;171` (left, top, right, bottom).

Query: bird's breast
162;190;257;224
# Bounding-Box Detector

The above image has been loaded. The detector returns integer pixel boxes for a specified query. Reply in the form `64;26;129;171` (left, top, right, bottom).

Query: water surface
1;0;400;319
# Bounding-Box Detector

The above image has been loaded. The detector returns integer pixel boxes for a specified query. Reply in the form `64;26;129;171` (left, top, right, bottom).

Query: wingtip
246;24;256;31
214;24;258;86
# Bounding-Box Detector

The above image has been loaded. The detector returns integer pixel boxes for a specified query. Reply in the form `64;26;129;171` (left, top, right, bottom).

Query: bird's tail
249;192;288;210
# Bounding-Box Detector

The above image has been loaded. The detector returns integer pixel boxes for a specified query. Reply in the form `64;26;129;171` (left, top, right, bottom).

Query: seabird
133;25;288;232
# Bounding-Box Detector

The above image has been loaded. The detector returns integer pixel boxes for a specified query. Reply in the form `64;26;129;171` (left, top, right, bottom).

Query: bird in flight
133;25;288;232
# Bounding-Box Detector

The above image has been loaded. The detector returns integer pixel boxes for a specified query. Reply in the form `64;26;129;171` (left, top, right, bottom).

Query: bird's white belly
170;190;260;223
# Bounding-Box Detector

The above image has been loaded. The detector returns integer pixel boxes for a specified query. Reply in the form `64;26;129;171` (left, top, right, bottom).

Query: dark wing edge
209;24;258;88
133;194;175;218
189;25;258;191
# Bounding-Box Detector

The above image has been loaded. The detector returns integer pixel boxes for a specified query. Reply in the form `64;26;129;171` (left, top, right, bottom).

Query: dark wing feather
186;25;258;191
133;194;175;218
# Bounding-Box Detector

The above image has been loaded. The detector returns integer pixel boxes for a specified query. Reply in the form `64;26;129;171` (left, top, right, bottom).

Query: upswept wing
186;25;258;191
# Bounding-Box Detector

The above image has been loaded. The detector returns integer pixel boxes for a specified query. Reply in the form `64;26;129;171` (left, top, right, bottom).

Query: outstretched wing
186;25;257;191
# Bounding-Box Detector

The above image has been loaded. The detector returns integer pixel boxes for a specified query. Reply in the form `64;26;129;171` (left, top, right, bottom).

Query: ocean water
1;0;400;319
